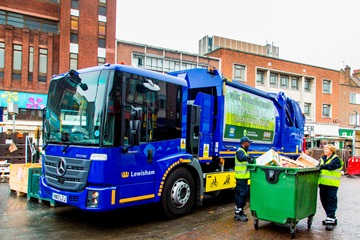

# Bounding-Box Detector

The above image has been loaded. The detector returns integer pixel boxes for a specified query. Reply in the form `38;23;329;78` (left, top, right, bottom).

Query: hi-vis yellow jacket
319;154;343;187
235;147;250;179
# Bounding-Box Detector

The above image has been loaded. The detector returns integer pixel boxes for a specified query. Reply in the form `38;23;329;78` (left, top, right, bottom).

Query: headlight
87;190;100;207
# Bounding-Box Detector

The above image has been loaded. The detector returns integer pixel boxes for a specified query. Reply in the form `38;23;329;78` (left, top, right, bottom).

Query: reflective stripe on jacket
318;154;343;187
234;147;250;179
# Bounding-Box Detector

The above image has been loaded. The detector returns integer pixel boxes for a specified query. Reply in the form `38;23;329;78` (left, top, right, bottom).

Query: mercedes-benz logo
57;158;67;176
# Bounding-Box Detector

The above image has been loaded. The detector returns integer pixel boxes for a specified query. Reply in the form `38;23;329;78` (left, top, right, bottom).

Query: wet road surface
1;175;360;239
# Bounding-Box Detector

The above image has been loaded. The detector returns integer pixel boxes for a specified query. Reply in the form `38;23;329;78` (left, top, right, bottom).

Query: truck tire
162;168;195;219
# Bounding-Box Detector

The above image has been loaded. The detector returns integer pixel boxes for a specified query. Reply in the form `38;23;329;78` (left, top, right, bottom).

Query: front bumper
39;176;117;212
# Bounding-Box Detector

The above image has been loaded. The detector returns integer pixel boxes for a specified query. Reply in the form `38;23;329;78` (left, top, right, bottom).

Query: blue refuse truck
39;64;305;219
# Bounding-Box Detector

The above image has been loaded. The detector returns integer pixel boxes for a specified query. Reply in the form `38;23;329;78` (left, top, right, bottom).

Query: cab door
118;107;157;204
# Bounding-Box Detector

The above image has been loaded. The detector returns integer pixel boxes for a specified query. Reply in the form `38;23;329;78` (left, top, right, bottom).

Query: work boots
234;208;248;222
323;217;337;231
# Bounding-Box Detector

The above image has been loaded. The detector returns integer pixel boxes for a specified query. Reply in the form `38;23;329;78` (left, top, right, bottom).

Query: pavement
0;174;360;239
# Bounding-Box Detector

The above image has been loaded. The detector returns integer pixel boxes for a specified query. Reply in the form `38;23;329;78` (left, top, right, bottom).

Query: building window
99;6;107;16
304;78;312;92
98;38;106;48
100;0;107;3
164;59;180;72
256;70;264;85
199;65;208;69
28;46;34;81
270;73;278;87
323;79;331;94
280;75;289;88
132;54;145;68
351;115;355;125
350;92;360;104
0;10;4;25
98;57;105;66
12;44;22;80
233;64;245;82
0;42;4;78
350;93;356;104
71;16;79;31
182;62;196;70
39;48;48;82
7;12;24;28
70;53;78;70
1;10;58;33
71;0;79;9
146;57;163;71
99;22;106;36
291;77;299;90
322;104;331;118
70;33;78;44
304;102;311;116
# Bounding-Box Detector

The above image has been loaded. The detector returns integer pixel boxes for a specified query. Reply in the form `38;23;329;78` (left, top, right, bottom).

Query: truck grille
43;155;91;191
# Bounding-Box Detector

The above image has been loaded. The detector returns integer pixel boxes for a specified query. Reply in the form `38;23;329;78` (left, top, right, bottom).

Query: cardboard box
296;153;319;167
255;149;280;166
279;153;319;168
280;157;306;168
257;151;319;168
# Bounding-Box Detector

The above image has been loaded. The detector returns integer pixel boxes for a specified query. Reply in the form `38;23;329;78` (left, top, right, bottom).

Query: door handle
147;149;153;164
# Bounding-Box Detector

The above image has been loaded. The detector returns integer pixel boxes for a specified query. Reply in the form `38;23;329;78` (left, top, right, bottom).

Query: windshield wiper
62;144;71;154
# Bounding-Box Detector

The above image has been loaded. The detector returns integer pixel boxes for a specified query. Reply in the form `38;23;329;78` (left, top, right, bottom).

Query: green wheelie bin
247;164;319;239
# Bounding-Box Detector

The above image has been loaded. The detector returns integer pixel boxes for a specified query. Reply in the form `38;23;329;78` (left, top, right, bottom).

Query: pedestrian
318;144;343;231
234;136;254;222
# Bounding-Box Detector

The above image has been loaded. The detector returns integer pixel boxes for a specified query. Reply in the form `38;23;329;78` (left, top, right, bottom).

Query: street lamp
7;102;18;133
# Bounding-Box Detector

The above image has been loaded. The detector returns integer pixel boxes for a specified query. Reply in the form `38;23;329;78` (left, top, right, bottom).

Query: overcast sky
116;0;360;71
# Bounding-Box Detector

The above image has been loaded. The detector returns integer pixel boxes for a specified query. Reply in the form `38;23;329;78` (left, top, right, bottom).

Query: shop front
304;123;341;149
0;90;47;145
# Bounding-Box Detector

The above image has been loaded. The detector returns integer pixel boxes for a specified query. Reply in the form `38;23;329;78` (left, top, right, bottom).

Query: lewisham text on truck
39;64;305;219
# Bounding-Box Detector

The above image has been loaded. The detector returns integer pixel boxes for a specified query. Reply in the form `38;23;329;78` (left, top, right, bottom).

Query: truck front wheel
162;168;195;219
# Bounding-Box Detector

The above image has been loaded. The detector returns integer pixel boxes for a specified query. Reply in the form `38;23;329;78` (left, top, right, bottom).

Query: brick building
206;47;360;150
0;0;116;141
117;40;220;73
338;66;360;153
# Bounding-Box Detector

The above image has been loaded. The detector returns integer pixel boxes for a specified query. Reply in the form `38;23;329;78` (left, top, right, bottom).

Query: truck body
39;64;305;218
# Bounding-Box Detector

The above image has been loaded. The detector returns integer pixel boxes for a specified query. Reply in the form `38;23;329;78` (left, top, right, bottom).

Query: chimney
345;65;351;78
353;69;360;78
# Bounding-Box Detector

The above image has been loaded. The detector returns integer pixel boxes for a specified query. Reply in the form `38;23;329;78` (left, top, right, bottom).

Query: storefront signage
0;91;47;109
305;123;339;137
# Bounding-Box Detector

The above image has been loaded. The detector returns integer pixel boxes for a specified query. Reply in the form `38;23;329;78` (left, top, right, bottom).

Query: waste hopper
247;164;319;238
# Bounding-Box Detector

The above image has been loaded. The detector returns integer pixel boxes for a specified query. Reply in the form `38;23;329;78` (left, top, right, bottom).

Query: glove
247;156;254;164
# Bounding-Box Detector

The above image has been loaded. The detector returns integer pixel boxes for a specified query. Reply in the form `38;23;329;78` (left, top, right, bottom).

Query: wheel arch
157;158;204;218
158;158;203;207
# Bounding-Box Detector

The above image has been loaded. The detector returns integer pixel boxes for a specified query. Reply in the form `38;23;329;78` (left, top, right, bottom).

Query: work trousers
319;184;338;219
234;178;249;209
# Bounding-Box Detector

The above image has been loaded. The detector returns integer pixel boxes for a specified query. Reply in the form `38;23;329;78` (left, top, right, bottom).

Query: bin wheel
307;216;314;229
290;226;296;239
254;219;259;230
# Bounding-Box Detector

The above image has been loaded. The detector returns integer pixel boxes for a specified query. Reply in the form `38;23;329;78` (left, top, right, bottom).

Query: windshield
44;69;108;145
